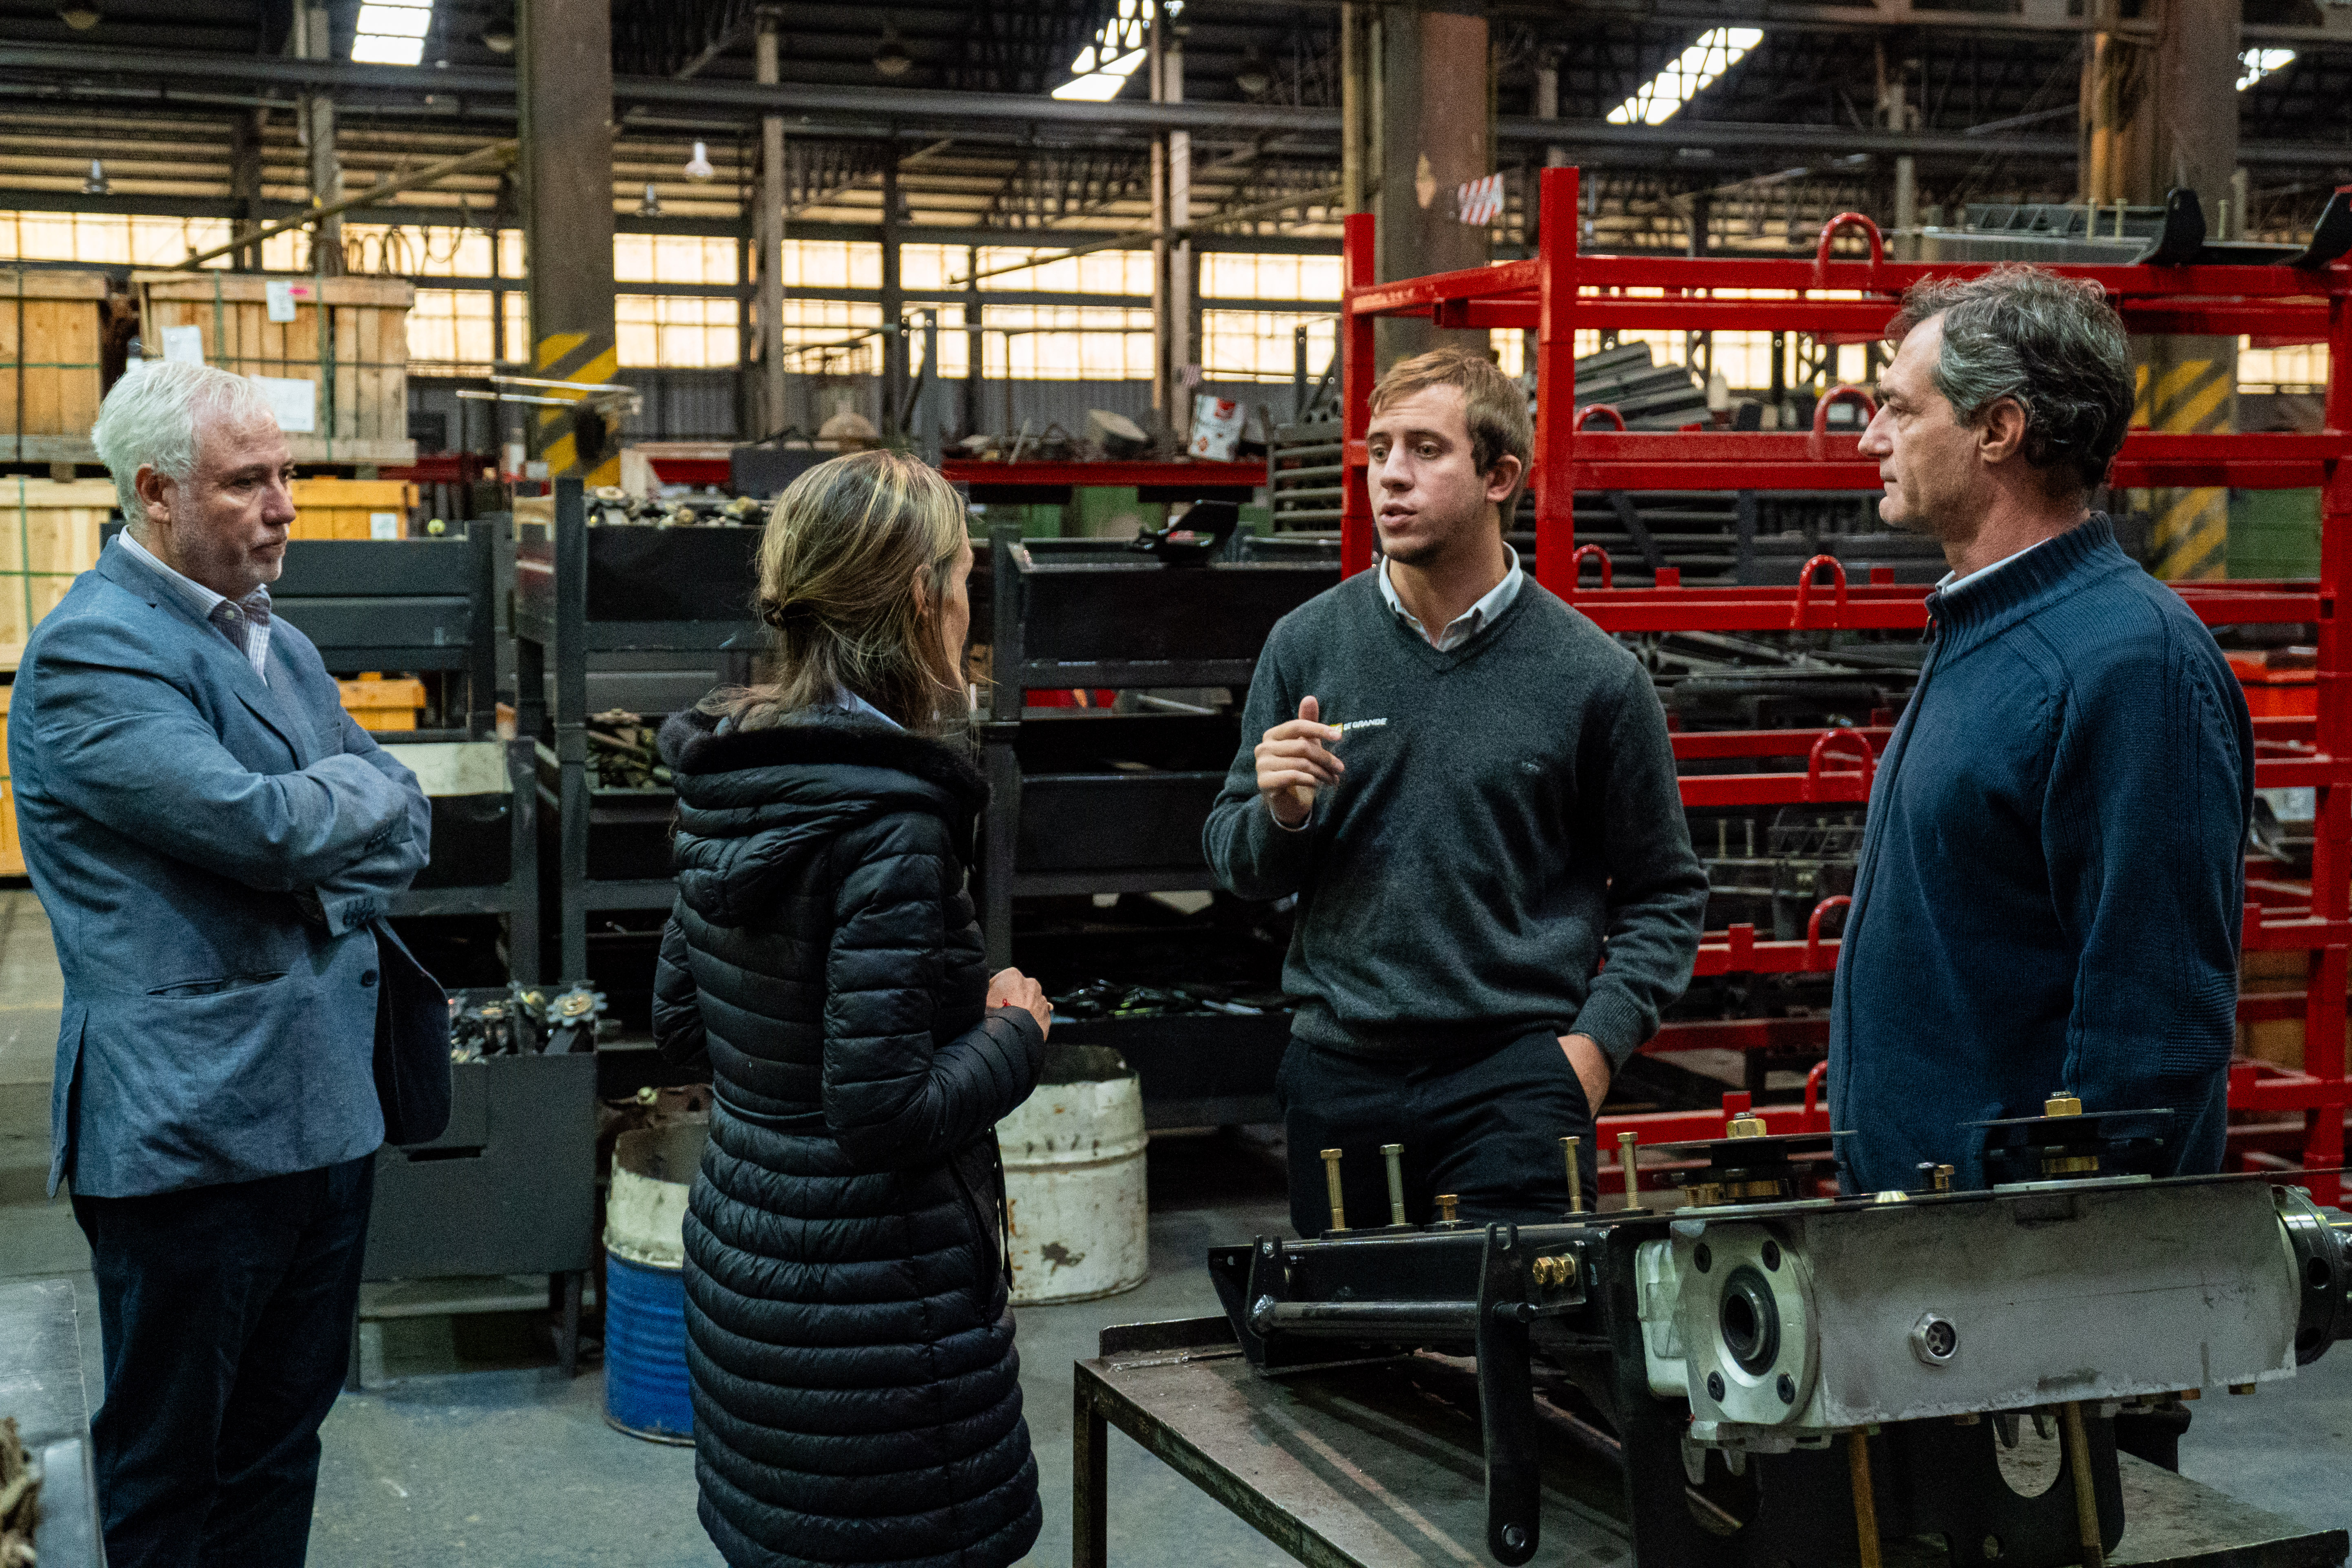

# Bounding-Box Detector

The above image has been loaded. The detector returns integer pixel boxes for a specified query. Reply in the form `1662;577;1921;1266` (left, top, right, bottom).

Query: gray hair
1887;265;2134;491
91;360;279;529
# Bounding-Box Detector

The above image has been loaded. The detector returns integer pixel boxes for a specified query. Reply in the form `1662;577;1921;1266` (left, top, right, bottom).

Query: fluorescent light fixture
354;0;431;66
2239;49;2296;90
1606;27;1762;127
1050;0;1174;102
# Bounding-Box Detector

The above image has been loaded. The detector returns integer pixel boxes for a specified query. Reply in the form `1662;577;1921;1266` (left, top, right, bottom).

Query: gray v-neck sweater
1204;570;1708;1066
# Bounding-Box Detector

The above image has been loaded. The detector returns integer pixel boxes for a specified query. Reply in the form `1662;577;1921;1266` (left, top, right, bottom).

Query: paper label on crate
250;375;316;433
369;511;400;540
159;325;205;365
265;280;299;323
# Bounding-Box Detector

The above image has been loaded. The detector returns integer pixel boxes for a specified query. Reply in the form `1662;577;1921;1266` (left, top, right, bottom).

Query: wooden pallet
0;270;106;460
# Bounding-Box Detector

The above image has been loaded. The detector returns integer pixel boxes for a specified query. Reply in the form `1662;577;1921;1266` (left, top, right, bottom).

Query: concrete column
757;11;786;440
2080;0;2239;579
1536;51;1564;168
1148;16;1171;431
1375;6;1489;367
519;0;621;483
1165;30;1192;439
1894;158;1917;261
230;109;264;273
297;5;342;276
1339;4;1374;216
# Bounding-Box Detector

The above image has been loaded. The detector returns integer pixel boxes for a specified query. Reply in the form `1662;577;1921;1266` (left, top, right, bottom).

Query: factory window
339;222;517;279
903;303;970;379
0;210;302;269
1201;310;1336;383
782;240;883;290
970;248;1153;296
617;294;740;369
615;233;739;286
407;288;528;373
982;305;1154;380
1199;253;1343;303
2239;338;2326;395
779;298;886;375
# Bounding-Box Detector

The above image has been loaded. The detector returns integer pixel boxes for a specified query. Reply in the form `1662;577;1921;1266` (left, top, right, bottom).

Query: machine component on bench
1974;1097;2174;1185
1321;1148;1347;1234
1615;1130;1642;1210
1208;1130;2352;1568
538;984;609;1055
1129;500;1241;566
1561;1136;1584;1215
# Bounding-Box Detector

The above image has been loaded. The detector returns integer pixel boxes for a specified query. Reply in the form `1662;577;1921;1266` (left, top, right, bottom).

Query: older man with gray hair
11;360;445;1568
1830;265;2254;1204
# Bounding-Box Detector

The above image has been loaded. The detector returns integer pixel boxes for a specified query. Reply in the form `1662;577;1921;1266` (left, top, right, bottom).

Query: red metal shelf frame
1337;165;2352;1196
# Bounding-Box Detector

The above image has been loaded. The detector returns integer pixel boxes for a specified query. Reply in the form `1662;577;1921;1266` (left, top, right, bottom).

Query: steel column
757;10;785;440
1532;166;1578;598
1340;211;1377;579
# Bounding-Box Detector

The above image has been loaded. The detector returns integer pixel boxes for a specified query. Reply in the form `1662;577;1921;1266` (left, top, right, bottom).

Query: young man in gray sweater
1205;346;1707;1236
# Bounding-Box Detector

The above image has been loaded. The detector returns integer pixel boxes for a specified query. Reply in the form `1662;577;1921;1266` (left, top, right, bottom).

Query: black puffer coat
652;705;1047;1568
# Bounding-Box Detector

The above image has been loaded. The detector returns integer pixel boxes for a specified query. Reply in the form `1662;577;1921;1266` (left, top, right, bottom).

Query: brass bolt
1436;1192;1460;1224
2044;1093;2083;1118
1933;1164;1955;1192
1321;1148;1347;1233
1727;1112;1769;1139
1561;1135;1584;1215
1531;1254;1577;1289
1381;1143;1407;1227
1617;1130;1640;1208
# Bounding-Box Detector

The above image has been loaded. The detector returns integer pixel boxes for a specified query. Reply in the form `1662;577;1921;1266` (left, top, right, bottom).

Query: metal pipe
2061;1401;2106;1568
1257;1300;1477;1337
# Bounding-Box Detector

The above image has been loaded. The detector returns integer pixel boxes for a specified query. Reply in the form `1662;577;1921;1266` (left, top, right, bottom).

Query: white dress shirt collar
1378;542;1524;652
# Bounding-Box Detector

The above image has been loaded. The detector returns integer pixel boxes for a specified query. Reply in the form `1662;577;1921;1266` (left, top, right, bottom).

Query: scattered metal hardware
586;710;670;792
447;981;611;1060
1052;978;1280;1022
586;487;760;528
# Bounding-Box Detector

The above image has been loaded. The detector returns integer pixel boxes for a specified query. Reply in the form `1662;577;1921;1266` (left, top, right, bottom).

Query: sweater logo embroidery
1336;718;1390;737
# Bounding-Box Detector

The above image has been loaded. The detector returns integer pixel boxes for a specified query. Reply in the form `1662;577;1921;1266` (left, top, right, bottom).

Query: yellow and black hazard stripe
2135;345;2235;582
534;329;621;487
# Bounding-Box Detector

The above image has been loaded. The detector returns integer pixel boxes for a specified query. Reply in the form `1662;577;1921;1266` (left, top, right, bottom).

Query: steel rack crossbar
1340;164;2352;1199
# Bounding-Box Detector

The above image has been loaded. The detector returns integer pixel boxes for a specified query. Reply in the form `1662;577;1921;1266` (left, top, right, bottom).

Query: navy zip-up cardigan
1827;515;2254;1194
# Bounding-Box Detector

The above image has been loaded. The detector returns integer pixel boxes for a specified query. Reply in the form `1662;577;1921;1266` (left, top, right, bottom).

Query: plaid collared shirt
115;530;273;683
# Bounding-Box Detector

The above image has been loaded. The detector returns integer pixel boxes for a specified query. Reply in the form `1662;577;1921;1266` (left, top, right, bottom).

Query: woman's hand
987;966;1052;1038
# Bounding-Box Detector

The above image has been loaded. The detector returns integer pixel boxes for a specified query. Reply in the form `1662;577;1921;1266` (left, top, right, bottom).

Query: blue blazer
13;542;437;1198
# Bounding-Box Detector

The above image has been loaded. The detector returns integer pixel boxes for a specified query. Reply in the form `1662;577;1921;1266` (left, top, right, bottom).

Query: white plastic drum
996;1045;1149;1305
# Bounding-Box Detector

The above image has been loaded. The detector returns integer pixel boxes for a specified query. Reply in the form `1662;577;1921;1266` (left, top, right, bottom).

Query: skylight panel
1606;28;1763;128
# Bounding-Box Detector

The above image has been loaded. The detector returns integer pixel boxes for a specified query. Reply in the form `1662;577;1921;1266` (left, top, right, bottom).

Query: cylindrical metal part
2061;1401;2106;1567
1382;1142;1407;1226
1257;1299;1480;1338
1561;1135;1583;1214
1436;1193;1460;1224
1322;1147;1348;1232
1617;1131;1639;1208
1848;1430;1883;1568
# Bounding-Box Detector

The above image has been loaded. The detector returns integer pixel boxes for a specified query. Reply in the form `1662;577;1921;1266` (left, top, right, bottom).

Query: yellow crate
289;478;414;541
338;675;426;732
0;270;106;454
0;476;115;668
131;272;415;466
0;685;20;876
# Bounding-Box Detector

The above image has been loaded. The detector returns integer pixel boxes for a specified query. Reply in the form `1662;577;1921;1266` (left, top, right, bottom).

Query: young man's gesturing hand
1255;695;1345;827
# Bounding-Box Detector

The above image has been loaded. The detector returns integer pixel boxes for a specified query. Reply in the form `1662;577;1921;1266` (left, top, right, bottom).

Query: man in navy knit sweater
1829;266;2253;1196
1205;347;1706;1237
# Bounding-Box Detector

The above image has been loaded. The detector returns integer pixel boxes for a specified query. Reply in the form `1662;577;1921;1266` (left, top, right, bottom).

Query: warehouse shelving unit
512;478;762;985
1340;165;2352;1201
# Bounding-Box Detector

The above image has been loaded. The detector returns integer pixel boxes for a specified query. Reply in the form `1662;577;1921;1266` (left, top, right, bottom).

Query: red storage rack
1339;165;2351;1200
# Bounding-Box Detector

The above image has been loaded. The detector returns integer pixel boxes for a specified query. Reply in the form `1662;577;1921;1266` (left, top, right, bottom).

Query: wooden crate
0;269;107;462
132;272;416;467
0;477;114;668
289;478;415;541
337;674;426;732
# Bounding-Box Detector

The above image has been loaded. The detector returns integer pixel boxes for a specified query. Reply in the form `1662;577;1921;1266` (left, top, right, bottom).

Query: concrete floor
2;885;2349;1565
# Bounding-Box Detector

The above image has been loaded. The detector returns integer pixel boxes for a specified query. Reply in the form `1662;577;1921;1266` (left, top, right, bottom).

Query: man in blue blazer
11;360;445;1568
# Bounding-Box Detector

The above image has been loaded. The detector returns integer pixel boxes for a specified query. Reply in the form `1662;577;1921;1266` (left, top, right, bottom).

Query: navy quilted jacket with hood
653;704;1046;1568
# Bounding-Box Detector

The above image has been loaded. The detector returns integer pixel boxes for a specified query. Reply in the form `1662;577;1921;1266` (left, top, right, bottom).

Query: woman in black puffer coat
651;450;1051;1568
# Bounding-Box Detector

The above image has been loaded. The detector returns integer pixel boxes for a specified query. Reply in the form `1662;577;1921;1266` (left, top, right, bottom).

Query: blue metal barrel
603;1120;706;1444
602;1249;694;1443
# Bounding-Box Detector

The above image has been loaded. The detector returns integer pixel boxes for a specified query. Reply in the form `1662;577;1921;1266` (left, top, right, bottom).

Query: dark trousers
71;1154;375;1568
1277;1030;1598;1238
